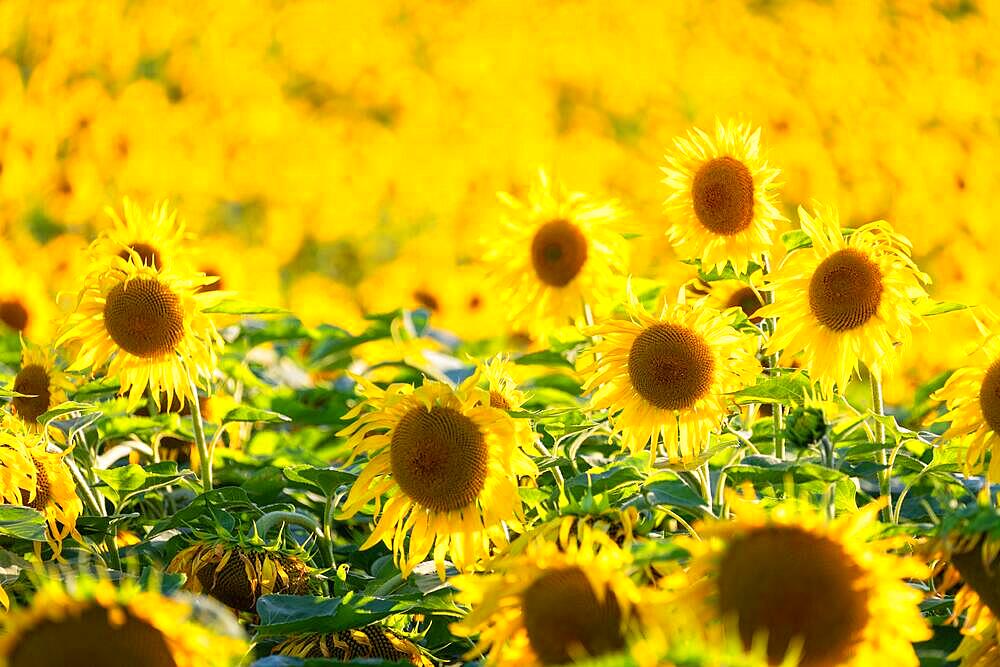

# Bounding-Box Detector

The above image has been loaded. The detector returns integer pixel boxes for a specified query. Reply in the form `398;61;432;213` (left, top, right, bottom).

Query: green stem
255;511;322;540
761;256;784;459
870;371;892;522
187;373;212;493
104;534;122;570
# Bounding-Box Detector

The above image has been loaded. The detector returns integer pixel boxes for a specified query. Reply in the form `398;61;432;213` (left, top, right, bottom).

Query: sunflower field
3;1;1000;666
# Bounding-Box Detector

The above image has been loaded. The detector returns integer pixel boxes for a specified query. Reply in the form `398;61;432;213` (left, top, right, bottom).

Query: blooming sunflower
685;273;766;324
661;119;783;273
451;524;647;666
757;204;929;394
167;538;314;614
583;297;760;460
679;493;930;667
91;197;186;271
0;247;58;343
8;344;71;431
0;573;247;666
338;375;537;579
483;170;629;335
273;626;432;666
932;333;1000;480
57;258;222;410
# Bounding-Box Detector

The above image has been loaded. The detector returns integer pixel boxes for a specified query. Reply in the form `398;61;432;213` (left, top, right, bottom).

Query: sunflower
338;376;538;579
91;197;186;271
167;538;314;614
685;273;766;324
583;297;760;460
273;626;432;666
679;493;930;667
0;573;247;666
8;344;71;431
0;246;58;343
57;258;223;410
757;204;929;395
483;170;629;335
932;333;1000;479
477;354;528;412
451;524;647;666
661;119;783;274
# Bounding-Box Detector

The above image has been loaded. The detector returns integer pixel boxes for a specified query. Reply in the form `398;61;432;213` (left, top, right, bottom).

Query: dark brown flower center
808;249;883;332
691;156;755;236
725;286;764;322
13;364;52;424
530;219;588;287
20;457;50;510
277;626;421;663
413;290;441;312
949;536;1000;619
521;566;625;664
197;267;224;293
717;526;870;667
119;242;161;269
979;360;1000;436
390;406;488;513
8;604;177;667
628;323;715;410
489;390;511;410
103;278;185;358
0;300;29;332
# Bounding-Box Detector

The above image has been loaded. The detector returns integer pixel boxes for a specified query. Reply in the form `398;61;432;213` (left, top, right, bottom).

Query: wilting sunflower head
167;538;314;614
680;494;930;667
8;344;71;431
933;334;1000;479
452;525;647;666
0;573;247;666
338;376;538;579
758;203;930;395
583;298;760;461
483;170;629;336
57;260;222;410
91;198;187;272
273;625;432;666
661;119;784;274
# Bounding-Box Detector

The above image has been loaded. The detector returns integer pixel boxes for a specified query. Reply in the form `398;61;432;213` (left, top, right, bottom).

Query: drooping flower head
273;626;432;666
8;343;71;432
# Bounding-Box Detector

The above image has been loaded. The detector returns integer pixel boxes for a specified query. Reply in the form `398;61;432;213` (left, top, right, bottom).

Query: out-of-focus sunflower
91;197;186;271
0;573;247;666
932;333;1000;480
477;354;527;412
167;538;314;614
0;246;58;343
57;259;222;410
758;204;929;394
451;525;647;666
273;626;432;666
338;376;537;579
483;171;628;335
8;344;71;431
679;493;929;667
583;297;760;460
685;273;766;324
661;119;783;273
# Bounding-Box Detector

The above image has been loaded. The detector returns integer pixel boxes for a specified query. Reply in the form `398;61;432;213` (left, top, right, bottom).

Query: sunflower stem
187;373;213;493
104;535;122;571
869;372;893;522
255;511;323;540
760;256;785;459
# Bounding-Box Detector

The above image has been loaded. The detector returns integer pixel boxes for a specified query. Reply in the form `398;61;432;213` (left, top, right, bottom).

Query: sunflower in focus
661;119;783;273
0;573;247;666
680;493;929;667
273;625;432;666
451;524;648;666
583;297;760;460
758;204;929;394
338;376;537;579
483;171;629;335
91;198;186;271
167;537;314;614
57;258;223;410
8;344;71;431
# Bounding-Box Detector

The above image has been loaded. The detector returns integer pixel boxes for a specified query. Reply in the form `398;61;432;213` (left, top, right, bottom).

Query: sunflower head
338;376;538;579
583;297;760;460
273;625;432;666
661;119;784;273
167;538;314;614
91;198;186;272
9;344;71;430
757;204;929;395
0;572;246;666
686;274;767;324
679;493;930;667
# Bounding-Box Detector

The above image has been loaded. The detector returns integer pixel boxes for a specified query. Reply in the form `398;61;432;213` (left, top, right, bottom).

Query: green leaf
723;456;847;485
0;506;47;541
515;349;575;369
203;299;287;315
93;462;195;509
283;466;357;496
38;400;101;424
222;406;292;425
781;229;812;251
641;478;708;509
730;373;812;405
916;300;969;317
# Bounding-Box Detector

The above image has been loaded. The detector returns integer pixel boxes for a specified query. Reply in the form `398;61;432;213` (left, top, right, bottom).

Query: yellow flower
0;573;247;666
661;119;784;273
0;245;58;343
451;524;647;666
685;273;767;324
57;258;222;410
273;626;432;666
483;170;629;336
338;376;537;579
8;343;71;431
679;494;930;667
758;204;929;394
583;297;761;460
91;197;187;271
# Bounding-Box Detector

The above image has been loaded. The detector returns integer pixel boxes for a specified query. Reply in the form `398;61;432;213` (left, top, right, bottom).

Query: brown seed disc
20;457;50;510
8;604;177;667
808;248;883;332
0;300;29;332
717;526;870;667
119;242;161;269
489;390;511;410
413;290;441;312
12;364;51;424
195;552;257;612
530;219;589;287
103;278;185;358
949;537;1000;620
521;566;625;664
628;323;715;410
198;267;224;293
725;286;764;321
980;360;1000;436
691;156;755;236
390;406;488;513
